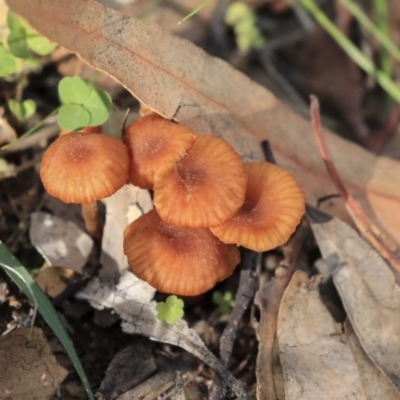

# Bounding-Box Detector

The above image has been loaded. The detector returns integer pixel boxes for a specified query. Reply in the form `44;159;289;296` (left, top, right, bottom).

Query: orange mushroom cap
124;114;197;189
40;132;129;204
123;210;241;296
210;162;305;252
153;135;248;228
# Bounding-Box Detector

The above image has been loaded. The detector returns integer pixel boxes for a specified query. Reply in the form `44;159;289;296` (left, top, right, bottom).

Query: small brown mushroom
153;135;248;228
40;131;129;204
123;210;241;296
210;162;305;252
124;114;197;189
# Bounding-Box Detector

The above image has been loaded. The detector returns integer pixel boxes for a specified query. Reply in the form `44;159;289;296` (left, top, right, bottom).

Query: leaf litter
8;0;400;248
277;271;365;400
0;327;68;400
3;0;400;398
309;206;400;393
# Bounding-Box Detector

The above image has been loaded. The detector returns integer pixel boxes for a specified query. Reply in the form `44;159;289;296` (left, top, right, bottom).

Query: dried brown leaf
0;327;68;399
78;272;252;400
345;320;400;400
309;207;400;392
6;0;400;247
8;0;400;250
277;271;365;400
99;340;157;400
36;265;79;298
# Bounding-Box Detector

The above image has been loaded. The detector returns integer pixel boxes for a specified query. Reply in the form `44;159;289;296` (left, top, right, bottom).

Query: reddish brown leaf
6;0;400;246
311;96;400;273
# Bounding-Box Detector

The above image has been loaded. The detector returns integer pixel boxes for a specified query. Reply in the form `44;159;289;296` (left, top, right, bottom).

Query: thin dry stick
220;267;258;366
310;95;400;273
209;251;259;399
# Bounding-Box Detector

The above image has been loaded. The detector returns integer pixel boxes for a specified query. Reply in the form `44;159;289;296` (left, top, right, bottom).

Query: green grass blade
300;0;400;104
178;0;211;24
1;108;58;150
372;0;392;76
338;0;398;70
0;240;94;400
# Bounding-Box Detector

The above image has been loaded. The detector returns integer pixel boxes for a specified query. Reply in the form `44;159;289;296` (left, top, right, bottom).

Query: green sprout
300;0;400;104
225;2;264;52
213;290;235;314
57;76;112;131
0;240;94;400
0;11;52;78
156;295;185;324
8;98;36;121
0;43;18;77
6;11;56;59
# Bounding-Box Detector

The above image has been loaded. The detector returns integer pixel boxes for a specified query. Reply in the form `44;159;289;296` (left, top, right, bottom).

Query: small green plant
1;11;112;148
0;42;19;77
6;11;56;59
1;11;54;136
213;290;235;314
156;295;185;324
0;11;56;78
8;98;36;121
225;2;264;52
57;76;113;131
0;241;94;400
300;0;400;104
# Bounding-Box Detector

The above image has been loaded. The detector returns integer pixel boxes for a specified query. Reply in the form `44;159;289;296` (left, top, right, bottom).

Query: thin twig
310;95;400;273
210;251;259;399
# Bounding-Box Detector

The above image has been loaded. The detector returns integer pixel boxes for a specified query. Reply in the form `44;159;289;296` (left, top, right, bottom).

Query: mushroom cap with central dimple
40;132;129;204
123;210;241;296
124;114;196;189
210;162;305;252
153;135;248;228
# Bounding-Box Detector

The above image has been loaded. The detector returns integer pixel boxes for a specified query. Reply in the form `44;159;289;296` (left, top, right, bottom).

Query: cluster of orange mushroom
40;114;305;296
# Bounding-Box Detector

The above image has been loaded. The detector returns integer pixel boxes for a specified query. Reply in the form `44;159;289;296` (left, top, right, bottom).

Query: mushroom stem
81;201;103;245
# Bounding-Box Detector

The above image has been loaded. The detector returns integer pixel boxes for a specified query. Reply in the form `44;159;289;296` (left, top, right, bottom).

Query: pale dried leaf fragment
309;207;400;392
0;107;17;146
277;271;365;400
78;272;252;400
100;184;153;282
0;327;68;400
30;212;93;273
345;320;400;400
36;264;79;298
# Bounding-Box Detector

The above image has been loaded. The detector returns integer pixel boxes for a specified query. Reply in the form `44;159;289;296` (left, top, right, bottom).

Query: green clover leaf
8;99;36;121
26;33;57;56
58;104;91;131
57;76;112;130
58;77;92;105
0;44;17;77
7;29;30;59
156;295;185;325
213;291;235;314
83;88;112;126
6;11;56;59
